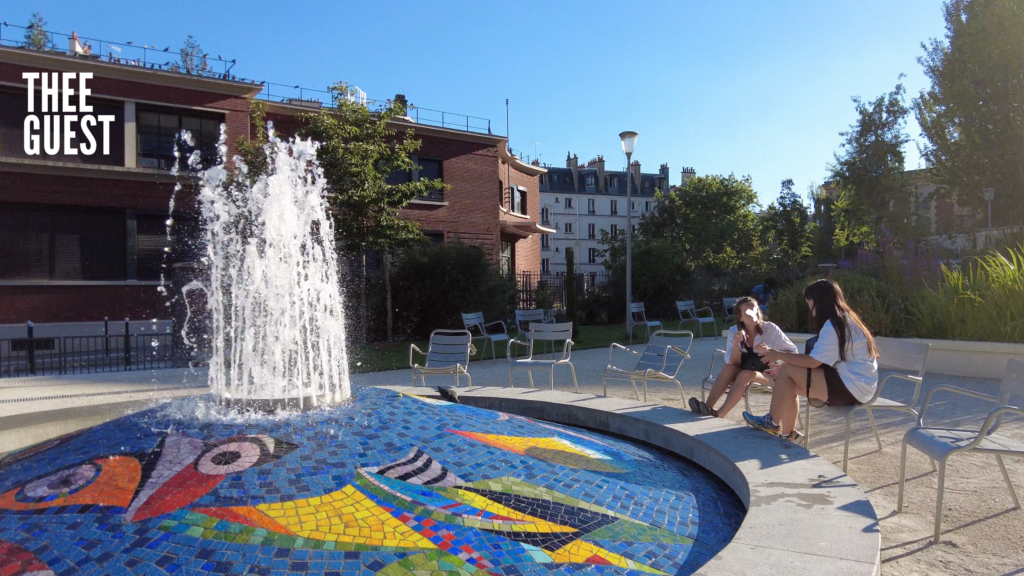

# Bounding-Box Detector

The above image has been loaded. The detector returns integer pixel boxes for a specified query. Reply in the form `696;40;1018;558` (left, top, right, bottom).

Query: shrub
911;244;1024;343
769;271;911;337
389;242;515;338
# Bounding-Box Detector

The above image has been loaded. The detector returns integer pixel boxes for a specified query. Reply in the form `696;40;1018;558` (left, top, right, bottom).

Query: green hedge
769;270;911;336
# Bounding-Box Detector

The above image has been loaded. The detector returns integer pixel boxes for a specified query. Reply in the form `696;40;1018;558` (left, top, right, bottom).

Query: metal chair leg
602;376;608;397
934;459;947;543
630;379;641;401
743;388;751;413
996;455;1021;509
508;367;514;388
568;363;579;393
897;436;909;513
491;339;496;361
843;412;853;473
527;370;534;389
465;372;472;387
549;367;554;390
642;380;648;402
802;400;811;448
867;408;883;452
675;379;685;404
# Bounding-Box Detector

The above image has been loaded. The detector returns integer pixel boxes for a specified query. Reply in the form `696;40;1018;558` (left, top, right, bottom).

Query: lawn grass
348;318;729;374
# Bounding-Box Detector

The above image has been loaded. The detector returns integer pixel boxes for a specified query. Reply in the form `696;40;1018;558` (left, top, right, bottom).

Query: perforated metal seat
507;322;578;392
409;329;475;388
602;330;692;402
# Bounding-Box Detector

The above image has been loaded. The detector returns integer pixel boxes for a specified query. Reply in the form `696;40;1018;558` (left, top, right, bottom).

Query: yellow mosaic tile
255;484;436;549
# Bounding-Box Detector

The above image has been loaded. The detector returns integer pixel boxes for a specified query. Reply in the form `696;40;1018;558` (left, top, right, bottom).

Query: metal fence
514;271;610;310
0;322;179;379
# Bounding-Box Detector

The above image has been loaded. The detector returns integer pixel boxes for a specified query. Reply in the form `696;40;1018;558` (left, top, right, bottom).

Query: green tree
761;179;812;269
829;81;915;245
168;35;211;76
639;174;763;272
298;83;446;340
24;13;48;50
598;233;690;323
915;0;1024;227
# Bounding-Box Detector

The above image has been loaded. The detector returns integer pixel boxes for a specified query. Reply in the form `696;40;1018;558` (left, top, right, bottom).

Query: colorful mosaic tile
0;387;744;574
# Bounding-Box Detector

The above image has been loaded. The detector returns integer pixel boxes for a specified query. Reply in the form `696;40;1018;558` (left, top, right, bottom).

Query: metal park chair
514;308;553;336
629;302;662;344
409;329;475;388
676;300;717;339
722;297;742;327
462;312;510;361
507;322;578;392
898;358;1024;543
603;330;693;403
802;338;932;472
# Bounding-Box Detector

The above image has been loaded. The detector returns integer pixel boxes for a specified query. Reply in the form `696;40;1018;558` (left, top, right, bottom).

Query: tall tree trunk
384;249;393;342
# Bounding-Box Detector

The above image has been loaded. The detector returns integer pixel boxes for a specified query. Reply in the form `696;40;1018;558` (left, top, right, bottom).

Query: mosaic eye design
15;463;99;503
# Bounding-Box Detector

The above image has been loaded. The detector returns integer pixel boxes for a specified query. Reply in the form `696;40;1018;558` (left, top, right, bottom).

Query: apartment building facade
0;42;547;325
539;153;695;274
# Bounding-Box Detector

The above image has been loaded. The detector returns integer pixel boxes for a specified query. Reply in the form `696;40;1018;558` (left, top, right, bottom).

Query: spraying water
188;126;350;411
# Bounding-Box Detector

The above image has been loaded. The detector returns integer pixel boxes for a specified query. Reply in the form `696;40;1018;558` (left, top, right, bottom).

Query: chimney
570;154;580;191
393;93;408;115
69;32;85;55
680;166;696;185
630;160;641;194
596;155;606;193
566;151;575;168
659;163;670;192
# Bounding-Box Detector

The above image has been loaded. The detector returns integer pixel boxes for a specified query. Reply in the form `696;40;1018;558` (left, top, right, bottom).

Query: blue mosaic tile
0;387;743;574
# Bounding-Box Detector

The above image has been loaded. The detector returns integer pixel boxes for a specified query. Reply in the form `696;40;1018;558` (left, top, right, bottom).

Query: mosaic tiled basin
0;387;743;575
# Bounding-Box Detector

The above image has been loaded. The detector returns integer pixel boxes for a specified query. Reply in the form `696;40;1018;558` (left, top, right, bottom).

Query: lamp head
619;131;638;156
983;188;995;201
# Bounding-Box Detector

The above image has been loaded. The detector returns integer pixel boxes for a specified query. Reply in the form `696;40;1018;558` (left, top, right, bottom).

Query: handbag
738;341;770;372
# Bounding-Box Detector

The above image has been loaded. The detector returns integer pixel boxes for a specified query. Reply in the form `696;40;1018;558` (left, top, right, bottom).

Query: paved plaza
1;336;1021;575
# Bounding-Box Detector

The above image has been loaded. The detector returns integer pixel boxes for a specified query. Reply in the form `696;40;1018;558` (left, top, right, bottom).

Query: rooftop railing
0;22;494;136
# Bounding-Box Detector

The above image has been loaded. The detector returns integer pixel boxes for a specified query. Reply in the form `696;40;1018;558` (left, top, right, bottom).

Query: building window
588;248;598;264
645;201;652;212
423;231;445;245
610;224;618;236
587;199;595;214
585;175;595;187
632;224;638;235
541;207;550;224
500;241;513;275
541;234;550;250
588;223;596;239
414;157;445;201
137;108;221;170
564;222;574;235
610;200;619;215
510;186;527;215
542;258;550;273
0;207;127;281
552;174;558;182
135;213;175;281
609;176;617;188
540;173;549;185
565;197;573;209
631;201;637;212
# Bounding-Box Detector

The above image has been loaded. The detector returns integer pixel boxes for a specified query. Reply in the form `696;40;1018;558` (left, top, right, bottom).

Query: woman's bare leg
706;364;741;408
771;363;828;435
718;370;770;417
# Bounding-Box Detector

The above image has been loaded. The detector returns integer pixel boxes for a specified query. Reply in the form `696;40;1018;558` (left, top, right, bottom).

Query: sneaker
688;397;702;414
742;411;780;436
780;429;804;443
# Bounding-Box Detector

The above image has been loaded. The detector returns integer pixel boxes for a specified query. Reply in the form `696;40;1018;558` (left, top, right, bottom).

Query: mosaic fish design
0;432;296;522
446;430;628;473
154;449;688;574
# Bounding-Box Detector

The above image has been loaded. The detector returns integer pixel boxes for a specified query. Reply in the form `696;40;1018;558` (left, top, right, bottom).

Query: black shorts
807;365;861;408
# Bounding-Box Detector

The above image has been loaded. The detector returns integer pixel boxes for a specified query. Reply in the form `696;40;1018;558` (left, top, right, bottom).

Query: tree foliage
598;232;690;321
298;83;446;253
168;35;212;76
24;13;48;50
829;82;916;246
761;179;812;268
639;174;763;272
915;0;1024;227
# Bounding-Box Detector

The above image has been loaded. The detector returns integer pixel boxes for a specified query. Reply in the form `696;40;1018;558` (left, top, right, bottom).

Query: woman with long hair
742;279;879;442
690;296;796;418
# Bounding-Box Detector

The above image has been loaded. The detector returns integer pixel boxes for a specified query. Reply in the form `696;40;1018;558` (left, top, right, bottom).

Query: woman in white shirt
690;297;797;418
743;279;879;442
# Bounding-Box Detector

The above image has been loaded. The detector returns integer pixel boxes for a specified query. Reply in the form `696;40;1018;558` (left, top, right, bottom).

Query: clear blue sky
9;1;946;204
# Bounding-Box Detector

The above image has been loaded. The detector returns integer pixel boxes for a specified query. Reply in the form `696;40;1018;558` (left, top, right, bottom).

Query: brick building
0;43;548;326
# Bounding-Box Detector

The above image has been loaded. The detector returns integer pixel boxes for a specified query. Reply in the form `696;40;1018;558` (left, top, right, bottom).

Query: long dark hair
734;296;764;335
803;279;878;360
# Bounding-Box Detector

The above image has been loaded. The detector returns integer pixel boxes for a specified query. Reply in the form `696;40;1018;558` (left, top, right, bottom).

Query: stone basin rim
375;384;882;576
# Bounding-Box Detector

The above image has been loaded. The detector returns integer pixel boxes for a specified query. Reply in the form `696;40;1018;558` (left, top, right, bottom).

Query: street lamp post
983;188;995;229
619;131;638;342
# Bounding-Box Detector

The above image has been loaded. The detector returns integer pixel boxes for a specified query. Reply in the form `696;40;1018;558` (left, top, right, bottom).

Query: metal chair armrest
870;372;923;407
664;345;691;375
607;342;640;367
561;339;575;361
695;306;714;318
977;405;1024;439
707;349;726;380
918;384;1002;426
409;343;426;368
507;338;532;361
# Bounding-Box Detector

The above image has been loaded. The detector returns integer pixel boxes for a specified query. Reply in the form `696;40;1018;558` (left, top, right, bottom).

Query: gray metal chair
802;338;931;472
629;302;663;344
722;297;741;327
507;322;578;392
676;300;717;339
514;308;553;336
409;329;475;388
897;358;1024;543
603;330;693;402
462;312;509;361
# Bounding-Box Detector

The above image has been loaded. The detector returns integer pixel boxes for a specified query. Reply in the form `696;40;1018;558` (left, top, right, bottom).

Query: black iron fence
514;271;610;310
1;321;179;379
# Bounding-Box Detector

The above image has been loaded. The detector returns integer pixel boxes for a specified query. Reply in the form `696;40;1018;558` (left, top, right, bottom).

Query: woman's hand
758;347;786;364
732;330;745;345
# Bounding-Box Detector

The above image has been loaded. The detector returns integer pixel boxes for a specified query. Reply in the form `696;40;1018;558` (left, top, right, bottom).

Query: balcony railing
0;23;240;80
